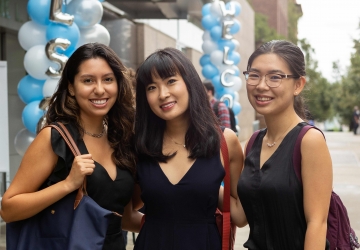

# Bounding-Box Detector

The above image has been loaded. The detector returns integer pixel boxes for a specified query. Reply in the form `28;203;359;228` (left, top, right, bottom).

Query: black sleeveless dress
134;153;225;250
238;123;308;250
47;122;134;250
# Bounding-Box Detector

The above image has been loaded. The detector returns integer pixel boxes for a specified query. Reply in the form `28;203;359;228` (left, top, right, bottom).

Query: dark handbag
6;122;114;250
215;132;237;250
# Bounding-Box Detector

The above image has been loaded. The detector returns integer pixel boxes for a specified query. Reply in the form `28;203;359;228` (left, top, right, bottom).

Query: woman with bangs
133;47;244;250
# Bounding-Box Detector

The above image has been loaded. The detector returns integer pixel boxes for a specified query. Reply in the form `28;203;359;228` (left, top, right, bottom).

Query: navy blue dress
48;122;134;250
134;154;225;250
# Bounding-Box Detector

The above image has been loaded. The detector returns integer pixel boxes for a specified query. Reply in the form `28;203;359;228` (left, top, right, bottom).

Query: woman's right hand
65;154;95;191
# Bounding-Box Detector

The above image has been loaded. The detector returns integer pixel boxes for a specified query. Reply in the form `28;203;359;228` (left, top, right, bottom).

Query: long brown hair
46;43;136;176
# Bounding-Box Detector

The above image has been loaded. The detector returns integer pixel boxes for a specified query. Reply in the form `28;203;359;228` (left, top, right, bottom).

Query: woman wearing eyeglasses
231;40;332;249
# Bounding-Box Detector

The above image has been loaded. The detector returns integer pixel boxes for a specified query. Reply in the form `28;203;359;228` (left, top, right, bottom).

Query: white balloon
43;77;60;97
24;45;58;80
77;24;110;47
232;39;240;50
233;91;239;102
67;0;104;28
14;128;35;156
210;50;224;67
228;75;242;92
202;40;218;54
210;2;223;18
202;31;212;41
18;21;47;51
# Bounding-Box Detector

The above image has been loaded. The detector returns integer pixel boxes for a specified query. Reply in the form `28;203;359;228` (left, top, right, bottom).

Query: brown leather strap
44;122;85;209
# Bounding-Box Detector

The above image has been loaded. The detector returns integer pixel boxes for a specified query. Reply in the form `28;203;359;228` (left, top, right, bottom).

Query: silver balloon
50;0;74;25
223;46;233;65
45;38;70;77
36;115;47;134
219;1;236;17
222;20;234;40
39;97;51;110
220;94;234;109
220;69;236;87
14;128;36;156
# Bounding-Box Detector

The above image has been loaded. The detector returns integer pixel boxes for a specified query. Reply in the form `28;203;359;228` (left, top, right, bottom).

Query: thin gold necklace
84;123;106;138
166;134;186;148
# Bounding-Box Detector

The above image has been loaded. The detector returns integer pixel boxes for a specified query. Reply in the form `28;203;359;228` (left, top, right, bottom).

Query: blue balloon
17;75;45;104
211;75;222;93
210;26;222;41
200;54;211;67
46;22;80;56
202;3;212;16
27;0;51;25
232;101;242;115
215;88;234;100
226;1;241;17
230;19;241;34
22;100;45;135
201;15;219;31
202;64;219;79
218;39;236;51
228;51;241;65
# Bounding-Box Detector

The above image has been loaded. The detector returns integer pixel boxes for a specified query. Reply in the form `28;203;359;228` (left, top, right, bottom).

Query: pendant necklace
84;123;106;138
166;134;186;148
266;123;294;148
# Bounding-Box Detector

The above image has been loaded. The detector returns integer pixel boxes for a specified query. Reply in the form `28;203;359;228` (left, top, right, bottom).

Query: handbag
6;122;114;250
215;132;237;250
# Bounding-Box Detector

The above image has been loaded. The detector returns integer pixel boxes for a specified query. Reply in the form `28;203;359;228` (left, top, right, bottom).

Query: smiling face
145;70;189;122
246;53;304;117
68;58;118;121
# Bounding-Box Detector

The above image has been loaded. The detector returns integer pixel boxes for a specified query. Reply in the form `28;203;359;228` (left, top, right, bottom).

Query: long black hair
247;40;307;119
135;47;221;162
46;43;136;176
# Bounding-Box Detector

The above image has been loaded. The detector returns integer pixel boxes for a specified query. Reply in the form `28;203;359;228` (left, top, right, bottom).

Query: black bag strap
213;101;221;117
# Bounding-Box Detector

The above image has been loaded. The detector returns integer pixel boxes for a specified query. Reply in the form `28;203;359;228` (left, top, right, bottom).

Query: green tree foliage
299;39;334;122
254;13;284;48
287;0;302;44
334;25;360;126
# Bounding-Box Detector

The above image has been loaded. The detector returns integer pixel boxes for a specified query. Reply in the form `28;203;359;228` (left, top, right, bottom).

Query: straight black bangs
137;50;184;87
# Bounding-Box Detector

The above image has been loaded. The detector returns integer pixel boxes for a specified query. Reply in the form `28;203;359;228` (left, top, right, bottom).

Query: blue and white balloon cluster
200;0;242;128
15;0;109;156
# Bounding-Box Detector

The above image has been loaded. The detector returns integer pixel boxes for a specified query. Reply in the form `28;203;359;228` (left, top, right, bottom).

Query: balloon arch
14;0;110;156
200;0;242;131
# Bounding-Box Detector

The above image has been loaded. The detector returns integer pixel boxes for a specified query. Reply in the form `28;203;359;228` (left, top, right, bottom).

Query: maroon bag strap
43;122;86;209
220;132;231;250
293;125;324;184
245;130;261;156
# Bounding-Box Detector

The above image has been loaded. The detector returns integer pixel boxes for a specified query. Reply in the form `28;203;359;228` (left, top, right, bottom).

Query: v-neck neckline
157;158;198;186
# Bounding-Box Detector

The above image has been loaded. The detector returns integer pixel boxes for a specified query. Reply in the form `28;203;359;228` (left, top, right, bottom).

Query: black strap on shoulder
245;130;261;156
213;101;220;117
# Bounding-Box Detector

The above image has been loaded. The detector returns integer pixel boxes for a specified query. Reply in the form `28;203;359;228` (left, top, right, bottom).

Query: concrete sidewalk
127;131;360;250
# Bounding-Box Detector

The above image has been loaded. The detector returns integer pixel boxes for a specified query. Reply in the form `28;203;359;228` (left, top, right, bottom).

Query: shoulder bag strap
44;122;85;209
220;132;230;250
293;125;324;184
245;130;261;157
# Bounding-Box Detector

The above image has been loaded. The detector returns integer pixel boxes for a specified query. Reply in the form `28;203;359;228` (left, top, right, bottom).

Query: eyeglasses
243;71;300;88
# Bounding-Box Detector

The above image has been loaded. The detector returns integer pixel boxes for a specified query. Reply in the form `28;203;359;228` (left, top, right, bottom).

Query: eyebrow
249;68;286;74
79;73;115;78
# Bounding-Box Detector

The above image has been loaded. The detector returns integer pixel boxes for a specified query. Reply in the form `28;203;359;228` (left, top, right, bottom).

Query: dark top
48;122;134;250
134;153;225;250
238;123;307;250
